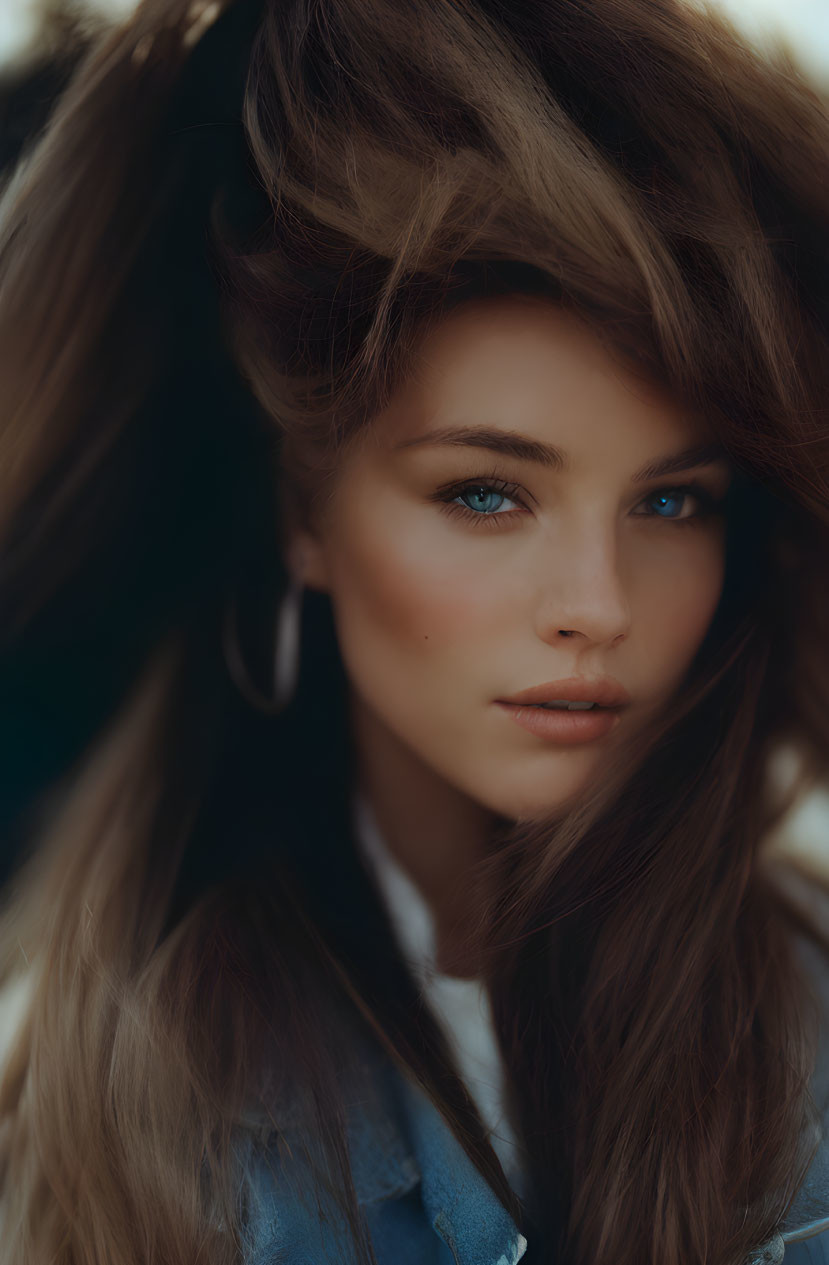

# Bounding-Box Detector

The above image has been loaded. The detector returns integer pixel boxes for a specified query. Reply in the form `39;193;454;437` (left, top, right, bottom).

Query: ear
277;448;334;592
285;525;332;593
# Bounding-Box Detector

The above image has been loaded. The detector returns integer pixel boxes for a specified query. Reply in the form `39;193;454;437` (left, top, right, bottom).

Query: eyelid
430;469;534;507
432;466;727;499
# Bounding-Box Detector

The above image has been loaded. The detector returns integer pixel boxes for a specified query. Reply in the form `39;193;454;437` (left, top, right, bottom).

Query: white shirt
351;788;529;1201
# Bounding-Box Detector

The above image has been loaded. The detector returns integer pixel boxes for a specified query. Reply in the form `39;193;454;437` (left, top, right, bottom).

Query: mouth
496;675;632;710
512;701;616;712
495;700;624;744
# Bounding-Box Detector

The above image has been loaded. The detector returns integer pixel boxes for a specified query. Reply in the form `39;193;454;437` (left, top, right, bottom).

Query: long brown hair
0;0;828;1262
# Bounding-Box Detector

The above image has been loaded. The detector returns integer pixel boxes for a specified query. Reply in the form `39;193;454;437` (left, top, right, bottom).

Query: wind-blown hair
0;0;828;1262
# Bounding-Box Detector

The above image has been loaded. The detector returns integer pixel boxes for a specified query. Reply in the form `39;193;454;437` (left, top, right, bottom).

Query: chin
488;770;597;825
470;787;574;828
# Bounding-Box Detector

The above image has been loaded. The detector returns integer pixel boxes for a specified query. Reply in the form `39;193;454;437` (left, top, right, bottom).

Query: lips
497;676;631;709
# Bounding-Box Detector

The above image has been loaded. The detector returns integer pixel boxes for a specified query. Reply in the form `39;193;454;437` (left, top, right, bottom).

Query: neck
348;691;501;976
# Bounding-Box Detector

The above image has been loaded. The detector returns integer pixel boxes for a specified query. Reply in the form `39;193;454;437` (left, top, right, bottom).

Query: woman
0;0;827;1261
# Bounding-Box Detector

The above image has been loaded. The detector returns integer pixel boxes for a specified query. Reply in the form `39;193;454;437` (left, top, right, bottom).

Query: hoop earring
222;574;304;713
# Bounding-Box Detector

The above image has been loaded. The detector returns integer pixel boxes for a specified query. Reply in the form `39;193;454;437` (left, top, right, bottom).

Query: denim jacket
242;902;829;1265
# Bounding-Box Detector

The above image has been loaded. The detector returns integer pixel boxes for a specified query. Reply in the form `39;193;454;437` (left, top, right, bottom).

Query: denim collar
389;1068;527;1264
241;1027;527;1265
341;1013;829;1265
339;1031;528;1265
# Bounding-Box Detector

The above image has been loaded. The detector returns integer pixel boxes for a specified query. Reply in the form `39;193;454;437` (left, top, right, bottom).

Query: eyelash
431;472;724;531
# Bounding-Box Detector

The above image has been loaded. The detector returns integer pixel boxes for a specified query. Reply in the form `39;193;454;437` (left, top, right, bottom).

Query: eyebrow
394;425;730;482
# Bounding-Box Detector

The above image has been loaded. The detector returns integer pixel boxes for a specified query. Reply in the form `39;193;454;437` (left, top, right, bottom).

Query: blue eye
431;476;724;529
431;477;526;529
651;492;684;516
635;485;719;524
457;485;517;515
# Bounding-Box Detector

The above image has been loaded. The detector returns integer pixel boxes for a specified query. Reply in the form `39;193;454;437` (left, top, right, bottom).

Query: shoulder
767;862;829;1259
236;1022;427;1265
237;1014;528;1265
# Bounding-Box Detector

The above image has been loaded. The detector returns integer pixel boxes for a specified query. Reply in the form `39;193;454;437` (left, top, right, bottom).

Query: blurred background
1;0;827;84
0;0;827;885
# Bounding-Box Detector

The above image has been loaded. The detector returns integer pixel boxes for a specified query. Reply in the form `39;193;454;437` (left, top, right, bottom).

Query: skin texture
289;295;734;966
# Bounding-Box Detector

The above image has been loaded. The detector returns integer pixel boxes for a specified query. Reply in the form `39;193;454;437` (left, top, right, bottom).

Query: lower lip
495;702;622;744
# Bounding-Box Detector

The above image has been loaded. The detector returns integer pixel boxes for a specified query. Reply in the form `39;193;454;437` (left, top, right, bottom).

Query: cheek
639;535;726;674
327;503;499;652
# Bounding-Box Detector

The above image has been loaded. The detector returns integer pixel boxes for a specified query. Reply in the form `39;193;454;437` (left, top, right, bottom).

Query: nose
534;521;631;649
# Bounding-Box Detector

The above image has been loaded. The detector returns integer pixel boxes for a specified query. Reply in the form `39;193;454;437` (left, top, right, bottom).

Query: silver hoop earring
222;574;304;713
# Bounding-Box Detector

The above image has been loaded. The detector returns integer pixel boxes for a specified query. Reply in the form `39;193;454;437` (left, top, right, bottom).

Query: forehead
368;293;713;454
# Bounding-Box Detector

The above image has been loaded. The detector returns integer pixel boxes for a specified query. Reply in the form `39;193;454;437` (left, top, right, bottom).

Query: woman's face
293;295;734;821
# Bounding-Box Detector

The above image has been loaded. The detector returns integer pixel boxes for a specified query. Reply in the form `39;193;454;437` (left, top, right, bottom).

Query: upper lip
497;676;632;708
